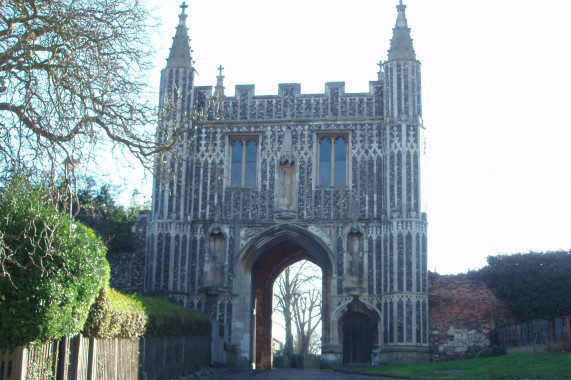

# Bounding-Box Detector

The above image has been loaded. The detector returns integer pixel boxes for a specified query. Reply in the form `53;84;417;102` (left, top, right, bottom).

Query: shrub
473;345;506;358
134;295;210;337
273;355;285;368
0;177;109;348
83;289;210;339
472;251;571;320
83;286;147;339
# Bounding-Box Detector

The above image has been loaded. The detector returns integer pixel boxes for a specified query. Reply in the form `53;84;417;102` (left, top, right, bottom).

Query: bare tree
292;286;321;356
308;330;321;355
0;0;190;186
274;260;321;364
0;0;208;286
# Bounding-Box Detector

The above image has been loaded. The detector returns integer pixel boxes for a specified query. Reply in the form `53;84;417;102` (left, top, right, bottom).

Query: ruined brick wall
429;272;517;361
108;211;148;294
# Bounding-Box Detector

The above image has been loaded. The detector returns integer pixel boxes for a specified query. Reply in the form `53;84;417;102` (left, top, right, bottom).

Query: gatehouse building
145;1;429;368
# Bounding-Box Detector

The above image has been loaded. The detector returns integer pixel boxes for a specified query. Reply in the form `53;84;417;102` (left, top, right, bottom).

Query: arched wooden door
342;312;372;366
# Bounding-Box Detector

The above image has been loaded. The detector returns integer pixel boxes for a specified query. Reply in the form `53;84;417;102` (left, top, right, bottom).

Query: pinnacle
387;1;417;61
166;2;193;69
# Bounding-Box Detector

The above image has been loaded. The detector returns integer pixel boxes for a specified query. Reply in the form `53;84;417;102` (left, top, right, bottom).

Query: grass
354;353;571;379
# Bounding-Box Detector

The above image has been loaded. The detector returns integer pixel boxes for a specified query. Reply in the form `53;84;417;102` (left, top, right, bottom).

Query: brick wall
429;271;517;360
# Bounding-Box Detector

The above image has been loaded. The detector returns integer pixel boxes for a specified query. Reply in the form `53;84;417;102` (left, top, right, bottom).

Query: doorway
342;312;372;366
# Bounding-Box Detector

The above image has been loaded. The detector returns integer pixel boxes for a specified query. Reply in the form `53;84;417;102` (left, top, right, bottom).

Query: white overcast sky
139;0;571;275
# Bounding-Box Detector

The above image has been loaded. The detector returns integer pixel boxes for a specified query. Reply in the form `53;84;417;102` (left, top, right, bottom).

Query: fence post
139;338;146;380
10;347;28;380
55;336;68;380
115;338;119;380
69;335;82;380
87;338;97;380
533;321;537;354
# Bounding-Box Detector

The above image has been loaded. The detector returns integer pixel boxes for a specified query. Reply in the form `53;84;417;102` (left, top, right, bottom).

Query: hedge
136;295;210;338
0;177;109;348
83;290;210;339
83;286;147;339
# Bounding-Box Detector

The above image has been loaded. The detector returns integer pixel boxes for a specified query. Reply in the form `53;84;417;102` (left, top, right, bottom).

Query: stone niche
275;128;297;221
204;226;226;291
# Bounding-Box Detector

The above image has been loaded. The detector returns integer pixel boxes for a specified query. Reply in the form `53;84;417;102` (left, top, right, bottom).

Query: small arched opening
339;298;379;367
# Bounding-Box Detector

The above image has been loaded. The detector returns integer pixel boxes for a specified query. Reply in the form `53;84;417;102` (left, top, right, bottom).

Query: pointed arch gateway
239;224;334;369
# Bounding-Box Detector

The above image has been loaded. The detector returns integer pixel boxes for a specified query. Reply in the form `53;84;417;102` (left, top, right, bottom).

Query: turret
382;0;423;218
379;1;429;361
146;2;195;294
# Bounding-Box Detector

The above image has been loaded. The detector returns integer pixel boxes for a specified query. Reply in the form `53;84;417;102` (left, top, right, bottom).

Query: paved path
202;368;406;380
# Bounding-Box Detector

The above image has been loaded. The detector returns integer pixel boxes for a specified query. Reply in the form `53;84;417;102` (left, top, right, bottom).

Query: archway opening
272;259;322;366
241;225;332;370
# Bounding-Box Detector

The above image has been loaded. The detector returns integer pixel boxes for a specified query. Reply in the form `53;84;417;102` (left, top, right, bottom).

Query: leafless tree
293;286;321;355
308;330;321;355
274;261;321;363
0;0;209;284
0;0;194;187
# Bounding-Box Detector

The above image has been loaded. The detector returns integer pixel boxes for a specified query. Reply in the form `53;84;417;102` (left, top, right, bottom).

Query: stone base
321;344;430;367
225;345;251;369
379;346;431;364
320;344;342;368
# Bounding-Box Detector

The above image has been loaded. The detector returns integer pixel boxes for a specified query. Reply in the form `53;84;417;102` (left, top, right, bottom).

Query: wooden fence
1;335;209;380
139;336;210;379
491;315;571;347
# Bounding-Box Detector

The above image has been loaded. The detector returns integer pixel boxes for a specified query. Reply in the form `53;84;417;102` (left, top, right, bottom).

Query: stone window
317;133;348;187
228;135;258;188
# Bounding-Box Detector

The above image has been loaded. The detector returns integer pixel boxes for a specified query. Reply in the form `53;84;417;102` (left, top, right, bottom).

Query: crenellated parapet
194;81;385;123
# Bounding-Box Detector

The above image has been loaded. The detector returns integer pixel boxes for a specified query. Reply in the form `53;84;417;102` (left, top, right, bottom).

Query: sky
138;0;571;275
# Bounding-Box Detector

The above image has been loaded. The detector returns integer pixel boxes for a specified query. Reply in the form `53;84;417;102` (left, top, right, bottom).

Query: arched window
245;140;257;187
229;136;258;188
334;137;347;186
318;134;348;186
231;140;243;187
319;138;332;185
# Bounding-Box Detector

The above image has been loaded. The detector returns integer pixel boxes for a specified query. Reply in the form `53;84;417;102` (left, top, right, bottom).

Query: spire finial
377;60;383;80
177;2;189;27
180;2;188;14
214;64;226;98
396;0;407;28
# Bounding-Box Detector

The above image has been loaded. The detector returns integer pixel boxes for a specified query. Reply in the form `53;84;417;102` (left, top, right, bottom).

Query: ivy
472;251;571;321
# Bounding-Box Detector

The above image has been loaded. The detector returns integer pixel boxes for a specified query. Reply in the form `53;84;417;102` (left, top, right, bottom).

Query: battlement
194;81;384;122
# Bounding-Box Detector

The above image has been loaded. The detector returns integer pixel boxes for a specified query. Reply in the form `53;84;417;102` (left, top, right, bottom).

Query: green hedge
83;290;210;339
472;251;571;320
136;296;210;337
83;286;147;339
0;177;109;348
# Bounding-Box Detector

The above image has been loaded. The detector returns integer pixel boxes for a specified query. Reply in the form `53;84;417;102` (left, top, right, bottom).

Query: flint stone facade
145;1;429;368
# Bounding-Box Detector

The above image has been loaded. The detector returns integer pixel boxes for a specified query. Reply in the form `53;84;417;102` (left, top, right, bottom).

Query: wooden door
342;312;372;366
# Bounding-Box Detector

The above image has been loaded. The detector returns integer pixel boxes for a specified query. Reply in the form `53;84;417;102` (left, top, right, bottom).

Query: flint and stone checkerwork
145;1;429;368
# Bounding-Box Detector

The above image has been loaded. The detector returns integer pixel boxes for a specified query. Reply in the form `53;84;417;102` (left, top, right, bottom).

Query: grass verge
355;353;571;379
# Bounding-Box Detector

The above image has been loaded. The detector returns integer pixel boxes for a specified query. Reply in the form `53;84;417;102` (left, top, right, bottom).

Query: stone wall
429;272;518;360
108;211;148;294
